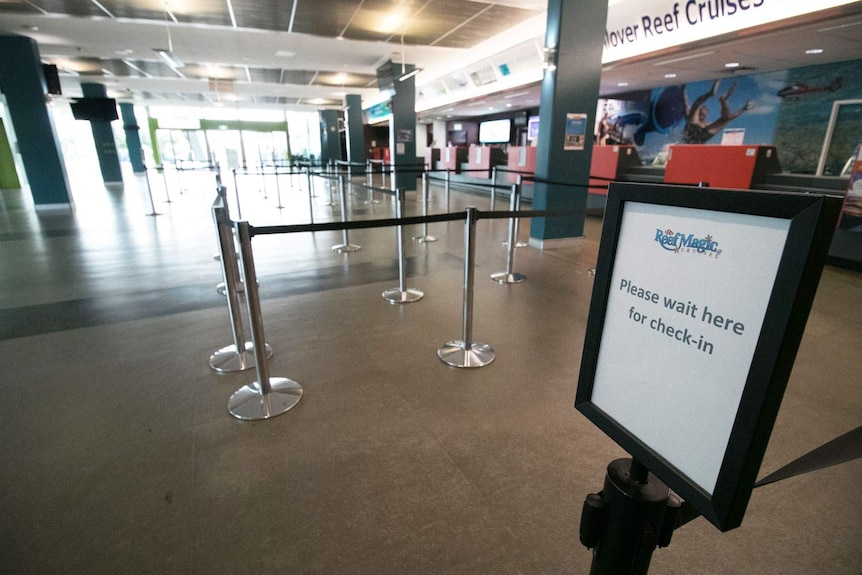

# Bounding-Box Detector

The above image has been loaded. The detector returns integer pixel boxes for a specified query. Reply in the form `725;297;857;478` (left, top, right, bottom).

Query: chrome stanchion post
383;188;424;304
413;172;437;243
445;168;451;210
305;167;315;224
160;165;172;203
228;220;303;420
490;166;497;210
491;183;526;284
332;174;361;253
210;205;272;372
438;207;495;368
513;175;528;248
231;168;243;220
274;166;284;209
143;165;161;216
366;160;372;188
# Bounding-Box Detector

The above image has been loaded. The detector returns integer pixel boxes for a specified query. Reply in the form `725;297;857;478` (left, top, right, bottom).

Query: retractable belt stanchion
231;168;243;220
305;166;316;199
490;167;497;210
332;174;361;253
366;160;372;189
305;167;315;224
383;188;424;304
143;164;161;217
210;204;272;372
491;183;526;284
160;166;172;204
580;458;677;575
413;173;437;243
274;167;284;209
437;207;495;368
445;169;451;210
228;220;303;420
511;175;528;248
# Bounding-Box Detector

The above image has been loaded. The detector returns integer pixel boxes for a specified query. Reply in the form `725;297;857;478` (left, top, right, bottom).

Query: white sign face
603;0;860;63
590;202;790;494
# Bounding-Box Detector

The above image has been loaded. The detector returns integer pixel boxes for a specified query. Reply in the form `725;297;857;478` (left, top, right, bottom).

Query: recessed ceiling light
617;82;628;87
805;48;823;55
665;73;677;78
725;62;740;68
275;50;296;58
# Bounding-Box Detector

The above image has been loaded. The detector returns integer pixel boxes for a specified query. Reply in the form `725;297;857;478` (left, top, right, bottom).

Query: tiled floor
0;165;860;574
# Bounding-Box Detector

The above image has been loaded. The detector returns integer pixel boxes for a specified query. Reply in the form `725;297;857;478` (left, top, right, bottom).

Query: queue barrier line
219;185;587;421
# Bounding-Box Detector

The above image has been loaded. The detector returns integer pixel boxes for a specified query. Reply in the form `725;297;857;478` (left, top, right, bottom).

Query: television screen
42;64;62;95
70;98;119;122
479;119;511;144
527;116;540;141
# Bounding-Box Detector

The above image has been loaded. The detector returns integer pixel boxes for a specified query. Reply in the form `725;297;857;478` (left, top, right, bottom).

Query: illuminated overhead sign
603;0;860;63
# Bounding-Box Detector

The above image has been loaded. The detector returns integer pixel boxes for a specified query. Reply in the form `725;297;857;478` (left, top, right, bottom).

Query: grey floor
0;165;860;575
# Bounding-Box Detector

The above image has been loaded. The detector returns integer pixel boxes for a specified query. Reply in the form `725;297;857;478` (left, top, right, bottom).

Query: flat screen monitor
527;116;540;141
70;97;118;122
479;119;511;144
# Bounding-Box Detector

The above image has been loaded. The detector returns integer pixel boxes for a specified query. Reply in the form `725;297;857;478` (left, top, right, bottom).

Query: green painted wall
0;118;21;189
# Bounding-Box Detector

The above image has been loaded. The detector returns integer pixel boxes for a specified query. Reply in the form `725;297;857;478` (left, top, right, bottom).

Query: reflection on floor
0;166;859;574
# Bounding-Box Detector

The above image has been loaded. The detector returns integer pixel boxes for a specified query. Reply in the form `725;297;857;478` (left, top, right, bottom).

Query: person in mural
682;79;755;144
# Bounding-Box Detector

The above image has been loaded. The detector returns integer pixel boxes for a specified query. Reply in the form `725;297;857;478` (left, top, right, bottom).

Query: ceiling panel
435;4;541;48
401;0;485;45
232;0;297;32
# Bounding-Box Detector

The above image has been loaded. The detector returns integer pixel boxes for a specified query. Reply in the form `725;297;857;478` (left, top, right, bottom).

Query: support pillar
319;109;342;165
529;0;607;248
0;34;72;207
119;102;145;173
385;61;417;192
344;94;365;165
81;83;122;183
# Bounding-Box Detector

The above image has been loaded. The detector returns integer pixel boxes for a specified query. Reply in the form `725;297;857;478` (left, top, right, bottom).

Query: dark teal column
0;34;72;207
344;94;365;165
81;83;122;183
389;63;417;191
319;109;342;164
529;0;607;248
119;102;145;173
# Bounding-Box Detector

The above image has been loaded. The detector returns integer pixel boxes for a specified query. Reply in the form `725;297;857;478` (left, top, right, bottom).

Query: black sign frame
575;182;842;531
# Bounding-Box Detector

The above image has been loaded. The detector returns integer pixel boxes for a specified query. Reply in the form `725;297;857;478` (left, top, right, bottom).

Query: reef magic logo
655;228;722;257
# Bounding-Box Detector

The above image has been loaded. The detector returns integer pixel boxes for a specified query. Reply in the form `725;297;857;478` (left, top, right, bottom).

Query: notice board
576;182;841;531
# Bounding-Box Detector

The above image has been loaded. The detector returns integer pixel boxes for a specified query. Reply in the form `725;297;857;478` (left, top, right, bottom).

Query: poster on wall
564;113;587;150
576;182;841;531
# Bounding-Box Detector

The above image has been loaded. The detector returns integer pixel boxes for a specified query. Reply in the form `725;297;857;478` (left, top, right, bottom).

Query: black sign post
575;183;841;572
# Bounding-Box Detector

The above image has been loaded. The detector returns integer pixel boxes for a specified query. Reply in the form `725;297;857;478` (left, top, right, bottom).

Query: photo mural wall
597;58;862;174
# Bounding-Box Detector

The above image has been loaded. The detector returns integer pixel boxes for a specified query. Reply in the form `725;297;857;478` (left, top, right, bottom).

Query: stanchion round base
437;340;495;368
490;271;527;284
332;244;361;253
382;288;424;304
209;342;273;373
413;235;437;243
146;212;162;217
228;377;303;420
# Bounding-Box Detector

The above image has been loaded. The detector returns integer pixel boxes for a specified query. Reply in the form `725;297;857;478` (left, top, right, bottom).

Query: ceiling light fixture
725;62;740;68
805;48;824;55
653;50;715;66
155;49;184;69
398;68;421;82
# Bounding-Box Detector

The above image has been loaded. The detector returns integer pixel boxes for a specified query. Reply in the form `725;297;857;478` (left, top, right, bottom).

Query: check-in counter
506;146;537;183
438;146;468;173
664;145;781;189
589;145;642;194
424;148;440;170
465;145;505;178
